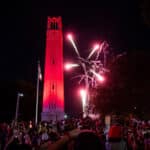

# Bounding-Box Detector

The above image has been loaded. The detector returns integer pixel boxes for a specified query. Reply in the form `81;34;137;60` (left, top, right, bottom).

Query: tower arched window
50;22;59;30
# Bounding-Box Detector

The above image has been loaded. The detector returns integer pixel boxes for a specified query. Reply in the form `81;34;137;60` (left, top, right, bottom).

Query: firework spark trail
95;42;104;60
68;34;80;57
66;33;109;117
80;89;87;114
90;69;105;82
65;63;79;70
88;44;100;59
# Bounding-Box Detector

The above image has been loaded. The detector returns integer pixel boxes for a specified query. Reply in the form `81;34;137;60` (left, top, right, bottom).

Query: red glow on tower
42;17;64;121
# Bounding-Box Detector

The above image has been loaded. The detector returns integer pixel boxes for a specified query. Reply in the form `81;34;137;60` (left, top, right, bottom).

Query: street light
15;92;24;123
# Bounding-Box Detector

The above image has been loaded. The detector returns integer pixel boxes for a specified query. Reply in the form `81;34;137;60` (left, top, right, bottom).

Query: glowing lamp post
15;92;24;123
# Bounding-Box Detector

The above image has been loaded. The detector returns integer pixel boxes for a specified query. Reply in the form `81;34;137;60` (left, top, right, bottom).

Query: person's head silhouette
73;130;103;150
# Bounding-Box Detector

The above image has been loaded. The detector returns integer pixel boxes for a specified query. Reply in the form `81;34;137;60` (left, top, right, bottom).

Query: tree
140;0;150;26
93;51;150;116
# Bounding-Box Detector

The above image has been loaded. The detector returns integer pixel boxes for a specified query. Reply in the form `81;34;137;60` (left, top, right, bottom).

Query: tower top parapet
47;16;62;30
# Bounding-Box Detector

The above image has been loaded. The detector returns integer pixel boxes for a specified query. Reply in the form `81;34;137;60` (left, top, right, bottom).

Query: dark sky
0;1;150;120
0;1;149;80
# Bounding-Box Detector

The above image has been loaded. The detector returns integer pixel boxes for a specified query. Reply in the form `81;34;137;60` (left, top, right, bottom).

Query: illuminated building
41;17;64;121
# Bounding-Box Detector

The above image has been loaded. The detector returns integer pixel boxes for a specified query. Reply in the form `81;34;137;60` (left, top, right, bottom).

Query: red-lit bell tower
41;17;64;121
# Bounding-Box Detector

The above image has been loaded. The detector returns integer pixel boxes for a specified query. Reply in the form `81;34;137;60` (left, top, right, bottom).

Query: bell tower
41;17;64;121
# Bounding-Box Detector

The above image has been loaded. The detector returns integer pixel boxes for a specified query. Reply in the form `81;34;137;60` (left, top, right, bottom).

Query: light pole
35;66;39;126
15;92;24;123
35;61;42;126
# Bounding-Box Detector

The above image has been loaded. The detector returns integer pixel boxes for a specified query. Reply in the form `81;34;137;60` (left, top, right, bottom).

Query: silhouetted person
74;131;105;150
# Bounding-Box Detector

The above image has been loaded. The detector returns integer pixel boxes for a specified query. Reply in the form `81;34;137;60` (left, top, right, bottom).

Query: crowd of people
0;114;150;150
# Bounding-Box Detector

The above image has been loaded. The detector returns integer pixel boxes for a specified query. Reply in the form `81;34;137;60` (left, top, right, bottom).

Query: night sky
0;1;150;121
